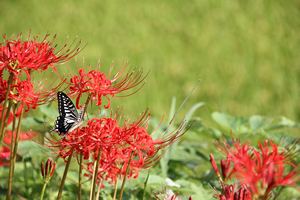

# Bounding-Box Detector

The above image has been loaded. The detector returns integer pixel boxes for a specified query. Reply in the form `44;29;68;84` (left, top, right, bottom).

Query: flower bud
210;154;221;180
41;158;56;183
220;159;230;180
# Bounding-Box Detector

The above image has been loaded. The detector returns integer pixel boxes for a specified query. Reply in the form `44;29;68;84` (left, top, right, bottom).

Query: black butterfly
50;91;85;135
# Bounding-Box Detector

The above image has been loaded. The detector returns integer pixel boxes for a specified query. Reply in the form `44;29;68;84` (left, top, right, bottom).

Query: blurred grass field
1;1;300;121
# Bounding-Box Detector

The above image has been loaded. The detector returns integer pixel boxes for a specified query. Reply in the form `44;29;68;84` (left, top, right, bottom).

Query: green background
1;0;299;121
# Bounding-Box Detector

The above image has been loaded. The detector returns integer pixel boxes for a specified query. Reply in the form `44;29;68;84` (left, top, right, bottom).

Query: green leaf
278;116;297;127
212;112;249;134
185;102;207;122
249;115;265;132
212;112;232;128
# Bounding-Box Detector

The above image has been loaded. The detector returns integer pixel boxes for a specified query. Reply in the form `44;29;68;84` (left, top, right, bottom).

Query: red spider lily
213;138;300;199
0;77;7;103
33;111;126;185
0;71;67;115
83;108;189;185
0;31;85;80
210;154;254;200
35;107;190;186
213;184;253;200
9;80;39;115
67;59;149;109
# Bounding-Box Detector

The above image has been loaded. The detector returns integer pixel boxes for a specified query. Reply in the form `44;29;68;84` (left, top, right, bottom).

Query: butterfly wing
51;91;82;135
67;103;85;133
52;115;75;135
58;91;79;120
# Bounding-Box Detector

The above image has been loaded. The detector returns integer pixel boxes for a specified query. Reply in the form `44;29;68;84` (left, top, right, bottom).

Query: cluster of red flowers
0;31;84;115
4;30;299;200
0;30;191;199
210;137;300;200
0;31;87;199
28;53;190;187
38;107;188;185
0;31;83;78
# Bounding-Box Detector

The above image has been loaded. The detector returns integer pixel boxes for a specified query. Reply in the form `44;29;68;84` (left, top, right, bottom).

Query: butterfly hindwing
67;103;85;133
50;91;85;135
54;116;74;135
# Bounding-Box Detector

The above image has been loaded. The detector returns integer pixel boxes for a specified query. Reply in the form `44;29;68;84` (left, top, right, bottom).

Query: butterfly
50;91;85;136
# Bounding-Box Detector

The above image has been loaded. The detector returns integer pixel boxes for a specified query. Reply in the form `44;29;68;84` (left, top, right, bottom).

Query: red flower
84;108;188;184
0;31;85;80
0;31;80;114
213;138;300;199
9;80;38;115
213;184;253;200
210;154;254;200
67;59;148;109
0;77;7;103
37;107;190;186
1;73;67;115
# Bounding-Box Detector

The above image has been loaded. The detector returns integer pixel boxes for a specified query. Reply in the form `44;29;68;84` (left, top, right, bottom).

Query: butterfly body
51;91;85;135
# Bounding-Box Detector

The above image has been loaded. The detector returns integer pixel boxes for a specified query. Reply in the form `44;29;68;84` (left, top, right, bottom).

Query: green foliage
2;100;299;199
1;0;300;121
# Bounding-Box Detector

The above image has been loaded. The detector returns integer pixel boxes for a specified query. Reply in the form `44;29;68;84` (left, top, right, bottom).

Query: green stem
40;182;48;200
89;162;97;200
78;152;83;200
8;103;17;156
57;150;74;200
1;100;13;141
91;148;101;200
141;170;151;200
113;179;118;200
118;151;134;200
24;160;29;197
95;178;102;200
6;107;24;200
0;72;14;151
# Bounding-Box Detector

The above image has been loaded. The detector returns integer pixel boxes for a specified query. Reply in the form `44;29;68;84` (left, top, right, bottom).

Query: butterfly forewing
50;91;85;135
58;92;79;121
